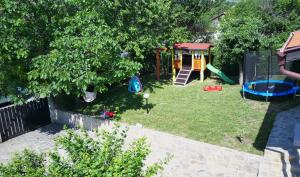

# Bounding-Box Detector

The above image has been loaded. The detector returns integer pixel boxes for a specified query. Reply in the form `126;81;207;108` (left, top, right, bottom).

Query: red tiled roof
280;30;300;53
287;31;300;49
173;43;212;50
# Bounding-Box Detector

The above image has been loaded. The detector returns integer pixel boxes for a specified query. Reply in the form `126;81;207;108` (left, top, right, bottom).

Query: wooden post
172;49;175;84
156;49;160;80
200;51;205;82
208;48;211;64
191;50;194;70
179;50;182;69
208;48;211;77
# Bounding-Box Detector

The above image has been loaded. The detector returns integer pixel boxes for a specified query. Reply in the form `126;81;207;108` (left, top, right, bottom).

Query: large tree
213;16;264;84
0;0;54;102
1;0;189;100
29;0;189;97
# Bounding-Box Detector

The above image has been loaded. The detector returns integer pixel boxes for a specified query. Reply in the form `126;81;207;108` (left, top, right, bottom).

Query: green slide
206;64;235;84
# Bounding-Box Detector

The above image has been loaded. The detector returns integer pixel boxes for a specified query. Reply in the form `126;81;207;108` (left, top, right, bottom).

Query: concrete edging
48;99;110;130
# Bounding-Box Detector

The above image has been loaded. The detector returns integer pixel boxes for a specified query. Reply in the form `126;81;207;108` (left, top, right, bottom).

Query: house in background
193;12;225;43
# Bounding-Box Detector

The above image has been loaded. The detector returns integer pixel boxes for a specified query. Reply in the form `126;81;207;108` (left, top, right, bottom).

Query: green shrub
0;125;169;177
0;149;46;177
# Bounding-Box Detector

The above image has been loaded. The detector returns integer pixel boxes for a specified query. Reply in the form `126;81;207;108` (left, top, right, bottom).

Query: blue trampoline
243;49;300;100
243;80;299;97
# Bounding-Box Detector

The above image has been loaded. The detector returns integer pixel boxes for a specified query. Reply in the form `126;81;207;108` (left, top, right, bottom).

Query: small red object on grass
106;111;115;118
203;85;222;91
100;111;115;119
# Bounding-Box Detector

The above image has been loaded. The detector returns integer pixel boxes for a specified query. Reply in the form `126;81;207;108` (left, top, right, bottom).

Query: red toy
100;111;115;119
203;85;222;91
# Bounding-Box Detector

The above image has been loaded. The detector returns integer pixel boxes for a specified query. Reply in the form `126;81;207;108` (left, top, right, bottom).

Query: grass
55;76;300;155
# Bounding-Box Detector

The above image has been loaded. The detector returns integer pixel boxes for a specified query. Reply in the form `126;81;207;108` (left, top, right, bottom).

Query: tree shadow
53;75;167;115
37;123;64;135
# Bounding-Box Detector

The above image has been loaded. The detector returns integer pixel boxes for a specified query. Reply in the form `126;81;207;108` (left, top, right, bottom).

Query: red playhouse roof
173;43;212;50
279;30;300;54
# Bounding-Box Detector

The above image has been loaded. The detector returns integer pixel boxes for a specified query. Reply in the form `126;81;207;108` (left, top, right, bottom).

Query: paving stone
258;106;300;177
294;123;300;147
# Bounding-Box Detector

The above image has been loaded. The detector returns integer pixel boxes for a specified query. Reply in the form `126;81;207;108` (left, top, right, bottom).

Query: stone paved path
0;124;65;163
0;123;261;177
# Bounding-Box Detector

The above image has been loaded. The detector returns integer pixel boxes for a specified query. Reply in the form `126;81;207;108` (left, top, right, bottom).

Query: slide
206;64;235;84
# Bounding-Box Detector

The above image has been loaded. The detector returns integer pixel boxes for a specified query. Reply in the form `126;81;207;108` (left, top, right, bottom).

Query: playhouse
156;42;234;86
156;43;212;86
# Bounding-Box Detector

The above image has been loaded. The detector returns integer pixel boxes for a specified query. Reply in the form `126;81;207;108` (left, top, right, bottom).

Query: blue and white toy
128;76;142;93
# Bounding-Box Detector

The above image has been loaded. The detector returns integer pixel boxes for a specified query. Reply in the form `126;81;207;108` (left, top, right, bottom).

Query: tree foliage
0;149;46;177
260;0;300;48
0;125;169;177
173;0;232;42
0;0;191;100
213;0;300;82
213;16;264;66
0;0;54;101
2;0;299;98
28;10;141;97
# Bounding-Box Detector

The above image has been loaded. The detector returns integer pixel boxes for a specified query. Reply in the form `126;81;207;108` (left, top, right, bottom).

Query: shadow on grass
53;75;169;115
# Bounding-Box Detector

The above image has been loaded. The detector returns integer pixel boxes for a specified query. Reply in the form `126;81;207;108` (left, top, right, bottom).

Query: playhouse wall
194;59;201;70
175;60;181;69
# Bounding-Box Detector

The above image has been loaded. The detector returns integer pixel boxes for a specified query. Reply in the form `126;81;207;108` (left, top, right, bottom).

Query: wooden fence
0;98;51;142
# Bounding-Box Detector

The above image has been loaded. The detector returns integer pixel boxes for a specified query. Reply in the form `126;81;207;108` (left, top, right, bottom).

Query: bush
0;149;46;177
0;125;170;177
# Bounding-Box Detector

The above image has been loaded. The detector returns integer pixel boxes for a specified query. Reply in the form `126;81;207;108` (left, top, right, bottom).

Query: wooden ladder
174;67;192;86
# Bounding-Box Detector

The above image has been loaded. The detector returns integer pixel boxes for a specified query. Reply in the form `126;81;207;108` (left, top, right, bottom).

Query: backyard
1;0;300;176
55;76;300;155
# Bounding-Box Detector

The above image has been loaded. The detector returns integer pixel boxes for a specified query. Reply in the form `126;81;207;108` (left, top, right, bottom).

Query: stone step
264;149;299;162
179;70;190;74
174;82;185;86
258;160;300;177
294;123;300;147
182;66;191;70
258;149;300;177
177;74;188;79
175;78;186;83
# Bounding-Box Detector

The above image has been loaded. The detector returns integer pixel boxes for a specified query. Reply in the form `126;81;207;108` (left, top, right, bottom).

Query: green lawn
55;76;300;155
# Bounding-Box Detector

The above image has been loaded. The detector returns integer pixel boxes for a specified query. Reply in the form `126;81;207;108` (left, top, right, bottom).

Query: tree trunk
238;60;243;85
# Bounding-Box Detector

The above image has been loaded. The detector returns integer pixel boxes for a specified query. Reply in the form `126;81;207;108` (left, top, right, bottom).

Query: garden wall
48;99;111;130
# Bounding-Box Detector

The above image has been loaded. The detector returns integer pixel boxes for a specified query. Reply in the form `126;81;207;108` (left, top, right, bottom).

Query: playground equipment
156;43;234;86
277;30;300;80
203;85;222;91
206;64;235;84
243;48;299;101
128;76;142;93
